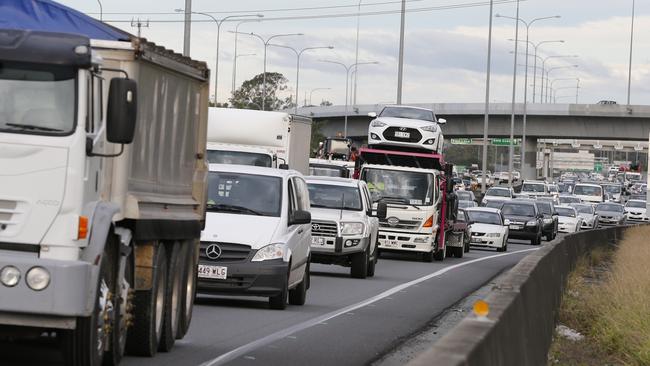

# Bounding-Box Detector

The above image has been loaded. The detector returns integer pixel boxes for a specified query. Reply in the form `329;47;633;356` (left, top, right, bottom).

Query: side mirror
290;210;311;225
368;112;377;118
279;163;289;170
376;202;388;220
503;219;511;226
437;118;447;124
106;78;137;144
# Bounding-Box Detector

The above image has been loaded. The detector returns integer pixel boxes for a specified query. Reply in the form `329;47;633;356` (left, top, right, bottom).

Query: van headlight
371;121;387;127
341;222;364;236
26;267;50;291
1;266;21;287
252;244;289;262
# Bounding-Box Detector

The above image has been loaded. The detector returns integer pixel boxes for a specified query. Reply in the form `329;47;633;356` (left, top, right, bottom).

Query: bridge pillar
522;137;538;180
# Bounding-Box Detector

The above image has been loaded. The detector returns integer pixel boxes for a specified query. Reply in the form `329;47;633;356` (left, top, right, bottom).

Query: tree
229;72;293;111
320;100;333;106
310;121;327;157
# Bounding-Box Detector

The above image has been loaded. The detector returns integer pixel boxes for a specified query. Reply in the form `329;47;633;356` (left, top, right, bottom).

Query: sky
58;0;650;107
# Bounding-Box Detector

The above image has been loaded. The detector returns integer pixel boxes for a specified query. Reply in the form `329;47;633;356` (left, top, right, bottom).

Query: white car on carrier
305;176;386;278
367;105;446;153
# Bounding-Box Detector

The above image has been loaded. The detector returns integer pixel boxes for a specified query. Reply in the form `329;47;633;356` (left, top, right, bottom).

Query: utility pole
481;0;494;193
626;0;635;105
396;0;406;105
131;18;150;39
183;0;191;57
507;0;521;188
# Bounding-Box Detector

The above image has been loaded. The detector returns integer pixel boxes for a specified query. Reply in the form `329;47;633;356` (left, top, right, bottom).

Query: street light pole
232;19;262;98
319;60;379;137
546;65;578;103
396;0;406;105
353;0;362;106
268;44;334;114
182;0;191;57
97;0;103;21
481;0;494;193
510;39;565;103
310;88;331;106
627;0;635;105
540;55;579;103
232;53;256;95
231;31;303;110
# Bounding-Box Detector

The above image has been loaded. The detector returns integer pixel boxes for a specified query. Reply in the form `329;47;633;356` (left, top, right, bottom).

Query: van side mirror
279;164;289;170
437;118;447;124
368;112;377;118
376;202;388;220
290;210;311;225
107;78;137;144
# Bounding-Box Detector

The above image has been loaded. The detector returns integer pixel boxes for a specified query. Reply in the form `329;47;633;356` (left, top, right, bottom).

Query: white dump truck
207;107;312;175
0;4;208;365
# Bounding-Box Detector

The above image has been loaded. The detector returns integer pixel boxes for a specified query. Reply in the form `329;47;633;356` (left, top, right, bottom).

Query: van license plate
395;131;410;138
198;264;227;280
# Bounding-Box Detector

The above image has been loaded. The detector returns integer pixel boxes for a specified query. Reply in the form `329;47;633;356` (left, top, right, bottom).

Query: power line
102;0;524;24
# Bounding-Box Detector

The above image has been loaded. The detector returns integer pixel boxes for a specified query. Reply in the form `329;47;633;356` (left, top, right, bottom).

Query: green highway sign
594;163;603;172
491;138;520;146
450;138;473;145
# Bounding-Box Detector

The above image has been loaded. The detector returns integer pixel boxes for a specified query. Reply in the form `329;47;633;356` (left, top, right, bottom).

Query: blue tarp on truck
0;0;130;41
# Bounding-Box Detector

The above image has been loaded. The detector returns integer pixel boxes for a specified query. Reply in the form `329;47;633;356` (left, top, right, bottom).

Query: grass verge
549;225;650;366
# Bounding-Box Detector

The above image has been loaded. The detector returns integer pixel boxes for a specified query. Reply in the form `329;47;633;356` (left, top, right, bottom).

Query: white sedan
625;199;649;223
466;207;509;252
570;203;599;230
556;206;583;233
368;105;446;153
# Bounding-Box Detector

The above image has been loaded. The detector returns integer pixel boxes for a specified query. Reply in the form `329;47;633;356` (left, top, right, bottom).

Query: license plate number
394;131;410;138
311;237;325;246
509;225;523;230
382;240;399;248
198;264;227;280
471;237;483;243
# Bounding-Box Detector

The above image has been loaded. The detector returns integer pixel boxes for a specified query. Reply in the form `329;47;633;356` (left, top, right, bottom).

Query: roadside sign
491;138;520;146
594;163;603;172
450;138;472;145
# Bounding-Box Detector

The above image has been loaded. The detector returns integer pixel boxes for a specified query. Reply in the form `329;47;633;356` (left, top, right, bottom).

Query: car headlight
526;220;538;227
371;120;387;128
486;233;501;238
420;124;437;132
252;244;289;262
26;267;50;291
341;222;364;236
0;266;21;287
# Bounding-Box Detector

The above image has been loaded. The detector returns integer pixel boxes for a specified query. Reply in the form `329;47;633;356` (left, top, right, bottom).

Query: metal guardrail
408;226;626;366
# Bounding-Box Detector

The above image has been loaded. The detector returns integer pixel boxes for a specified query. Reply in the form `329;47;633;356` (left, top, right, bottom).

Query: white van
573;183;604;204
198;164;312;309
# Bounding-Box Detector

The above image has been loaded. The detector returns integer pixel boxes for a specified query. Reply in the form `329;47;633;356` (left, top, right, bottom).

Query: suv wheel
351;249;369;279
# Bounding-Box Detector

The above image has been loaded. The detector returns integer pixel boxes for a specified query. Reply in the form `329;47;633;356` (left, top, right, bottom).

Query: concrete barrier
409;226;625;366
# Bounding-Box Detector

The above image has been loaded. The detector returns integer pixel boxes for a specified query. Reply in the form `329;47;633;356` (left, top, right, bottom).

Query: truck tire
422;249;434;262
351;249;369;279
269;271;289;310
289;262;309;305
62;241;114;366
126;243;168;357
433;246;446;261
177;240;198;339
159;242;183;352
105;235;133;366
454;246;464;258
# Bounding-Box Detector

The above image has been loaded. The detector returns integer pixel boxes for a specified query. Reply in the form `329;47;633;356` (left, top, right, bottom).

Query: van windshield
206;172;282;217
207;150;273;167
362;168;434;206
574;185;602;197
0;62;76;135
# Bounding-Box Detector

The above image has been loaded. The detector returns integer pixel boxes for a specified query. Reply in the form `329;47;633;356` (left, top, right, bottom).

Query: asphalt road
0;240;540;366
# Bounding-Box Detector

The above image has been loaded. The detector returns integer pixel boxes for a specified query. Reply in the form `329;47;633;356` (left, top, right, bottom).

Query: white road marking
200;248;538;366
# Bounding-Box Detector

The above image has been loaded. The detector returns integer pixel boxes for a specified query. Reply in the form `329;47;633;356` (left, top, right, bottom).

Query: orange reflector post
473;300;489;317
78;216;89;239
423;216;434;228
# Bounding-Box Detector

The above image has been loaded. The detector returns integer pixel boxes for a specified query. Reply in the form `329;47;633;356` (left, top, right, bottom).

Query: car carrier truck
0;2;208;365
357;148;465;261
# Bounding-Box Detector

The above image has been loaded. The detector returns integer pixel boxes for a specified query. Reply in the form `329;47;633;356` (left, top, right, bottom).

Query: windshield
626;173;641;181
206;172;282;217
522;183;545;193
458;200;476;209
379;106;434;121
573;205;594;214
574;185;602;197
310;166;348;178
307;184;362;211
485;200;505;209
626;201;646;208
467;211;502;225
486;188;510;197
556;207;576;217
362;168;434;206
207;150;273;167
0;62;76;135
596;203;624;213
501;203;536;216
548;186;558;193
602;185;621;194
559;196;581;204
457;191;474;201
536;202;553;215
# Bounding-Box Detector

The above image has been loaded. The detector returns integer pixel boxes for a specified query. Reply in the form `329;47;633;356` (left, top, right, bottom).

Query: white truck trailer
206;107;312;175
0;4;208;365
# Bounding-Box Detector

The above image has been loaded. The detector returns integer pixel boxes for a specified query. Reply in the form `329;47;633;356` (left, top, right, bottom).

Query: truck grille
383;127;422;143
379;218;421;230
199;242;252;263
311;221;338;237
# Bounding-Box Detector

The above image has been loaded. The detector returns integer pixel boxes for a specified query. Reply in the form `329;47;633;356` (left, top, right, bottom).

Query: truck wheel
105;236;133;366
269;271;289;310
289;262;309;306
159;242;183;352
126;243;168;357
454;246;464;258
62;242;113;366
422;250;435;262
177;240;198;339
351;249;369;279
433;246;446;261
